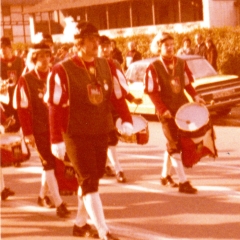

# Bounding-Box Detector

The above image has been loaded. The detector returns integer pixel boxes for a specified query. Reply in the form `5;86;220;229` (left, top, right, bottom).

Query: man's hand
132;98;143;105
121;122;134;136
25;134;36;148
162;110;172;118
194;95;206;104
51;142;66;160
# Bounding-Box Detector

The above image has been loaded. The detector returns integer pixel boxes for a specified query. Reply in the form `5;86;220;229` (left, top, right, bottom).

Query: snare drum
175;102;211;140
116;115;149;145
175;102;217;167
0;133;30;167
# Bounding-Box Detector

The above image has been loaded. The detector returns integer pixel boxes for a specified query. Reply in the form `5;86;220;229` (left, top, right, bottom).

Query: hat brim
74;32;99;39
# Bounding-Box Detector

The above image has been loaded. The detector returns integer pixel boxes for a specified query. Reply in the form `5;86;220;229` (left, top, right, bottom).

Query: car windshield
186;58;218;79
125;57;218;83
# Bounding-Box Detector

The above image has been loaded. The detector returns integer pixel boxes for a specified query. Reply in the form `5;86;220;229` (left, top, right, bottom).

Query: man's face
195;35;202;45
183;40;191;48
98;43;111;58
160;39;175;58
35;51;51;70
0;45;12;59
81;35;99;58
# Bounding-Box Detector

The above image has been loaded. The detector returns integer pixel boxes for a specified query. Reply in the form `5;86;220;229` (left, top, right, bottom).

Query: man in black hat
145;32;205;194
15;43;71;217
0;36;24;133
46;22;133;240
98;35;142;184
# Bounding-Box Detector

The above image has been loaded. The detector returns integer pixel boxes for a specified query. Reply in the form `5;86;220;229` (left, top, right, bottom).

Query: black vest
61;57;114;135
24;71;49;135
152;58;188;115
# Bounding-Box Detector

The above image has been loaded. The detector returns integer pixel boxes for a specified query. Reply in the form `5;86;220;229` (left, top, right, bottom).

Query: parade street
1;106;240;240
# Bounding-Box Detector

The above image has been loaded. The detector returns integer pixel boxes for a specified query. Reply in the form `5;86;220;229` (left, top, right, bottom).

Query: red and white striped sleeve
15;75;33;136
46;64;69;143
144;63;168;115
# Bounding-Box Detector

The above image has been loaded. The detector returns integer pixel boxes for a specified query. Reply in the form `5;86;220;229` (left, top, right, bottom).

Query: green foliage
114;26;240;76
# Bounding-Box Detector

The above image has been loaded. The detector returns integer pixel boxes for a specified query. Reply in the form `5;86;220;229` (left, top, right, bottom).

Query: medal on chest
7;70;17;86
87;83;103;105
103;80;109;91
7;62;12;67
170;76;181;94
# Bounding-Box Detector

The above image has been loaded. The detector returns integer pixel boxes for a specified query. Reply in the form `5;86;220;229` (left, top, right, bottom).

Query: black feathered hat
99;35;111;45
1;37;11;47
74;22;99;39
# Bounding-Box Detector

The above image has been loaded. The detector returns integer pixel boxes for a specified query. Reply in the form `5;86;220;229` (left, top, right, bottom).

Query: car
125;55;240;115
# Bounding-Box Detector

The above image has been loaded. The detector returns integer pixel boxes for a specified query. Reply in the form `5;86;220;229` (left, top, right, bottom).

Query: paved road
1;120;240;240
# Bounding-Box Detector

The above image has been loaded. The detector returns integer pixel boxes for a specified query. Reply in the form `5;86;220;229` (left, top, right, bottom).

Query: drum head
175;103;209;132
116;115;147;134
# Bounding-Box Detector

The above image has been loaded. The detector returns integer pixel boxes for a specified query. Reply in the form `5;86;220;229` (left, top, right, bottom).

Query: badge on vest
87;83;103;105
7;70;17;86
170;76;181;94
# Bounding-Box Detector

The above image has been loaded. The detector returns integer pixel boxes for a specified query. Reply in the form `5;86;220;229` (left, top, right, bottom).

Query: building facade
1;0;239;44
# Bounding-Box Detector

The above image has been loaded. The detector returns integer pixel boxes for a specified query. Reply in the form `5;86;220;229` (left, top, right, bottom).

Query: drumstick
175;117;191;124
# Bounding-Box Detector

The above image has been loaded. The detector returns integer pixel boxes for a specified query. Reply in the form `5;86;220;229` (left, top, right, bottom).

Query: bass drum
115;115;149;145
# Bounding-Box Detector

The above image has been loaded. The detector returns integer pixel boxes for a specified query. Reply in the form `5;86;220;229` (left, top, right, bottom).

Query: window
108;2;130;29
87;5;107;30
132;0;153;27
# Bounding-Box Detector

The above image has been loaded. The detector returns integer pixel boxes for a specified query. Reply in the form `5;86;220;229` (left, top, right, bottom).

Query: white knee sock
170;153;187;183
161;151;172;178
83;192;109;238
0;167;5;192
39;170;48;198
45;169;62;207
75;186;89;227
107;146;122;173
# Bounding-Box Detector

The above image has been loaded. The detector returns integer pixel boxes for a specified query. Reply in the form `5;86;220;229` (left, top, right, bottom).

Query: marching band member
0;37;24;134
14;43;70;217
145;32;205;194
98;35;142;183
46;22;133;239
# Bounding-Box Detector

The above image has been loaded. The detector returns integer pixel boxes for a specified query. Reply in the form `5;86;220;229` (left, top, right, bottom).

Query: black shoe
56;202;71;217
160;175;178;188
179;181;197;194
73;224;99;238
37;196;55;208
116;171;126;183
1;188;15;200
105;166;115;177
101;232;119;240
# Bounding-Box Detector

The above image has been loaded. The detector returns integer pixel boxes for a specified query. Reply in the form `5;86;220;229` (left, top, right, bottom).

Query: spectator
177;36;194;55
124;41;142;70
110;39;123;65
205;37;218;71
194;33;207;58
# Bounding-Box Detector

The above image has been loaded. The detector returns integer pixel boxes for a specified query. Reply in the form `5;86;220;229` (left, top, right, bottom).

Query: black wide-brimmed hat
99;35;111;45
30;43;51;52
74;22;99;39
1;37;11;47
